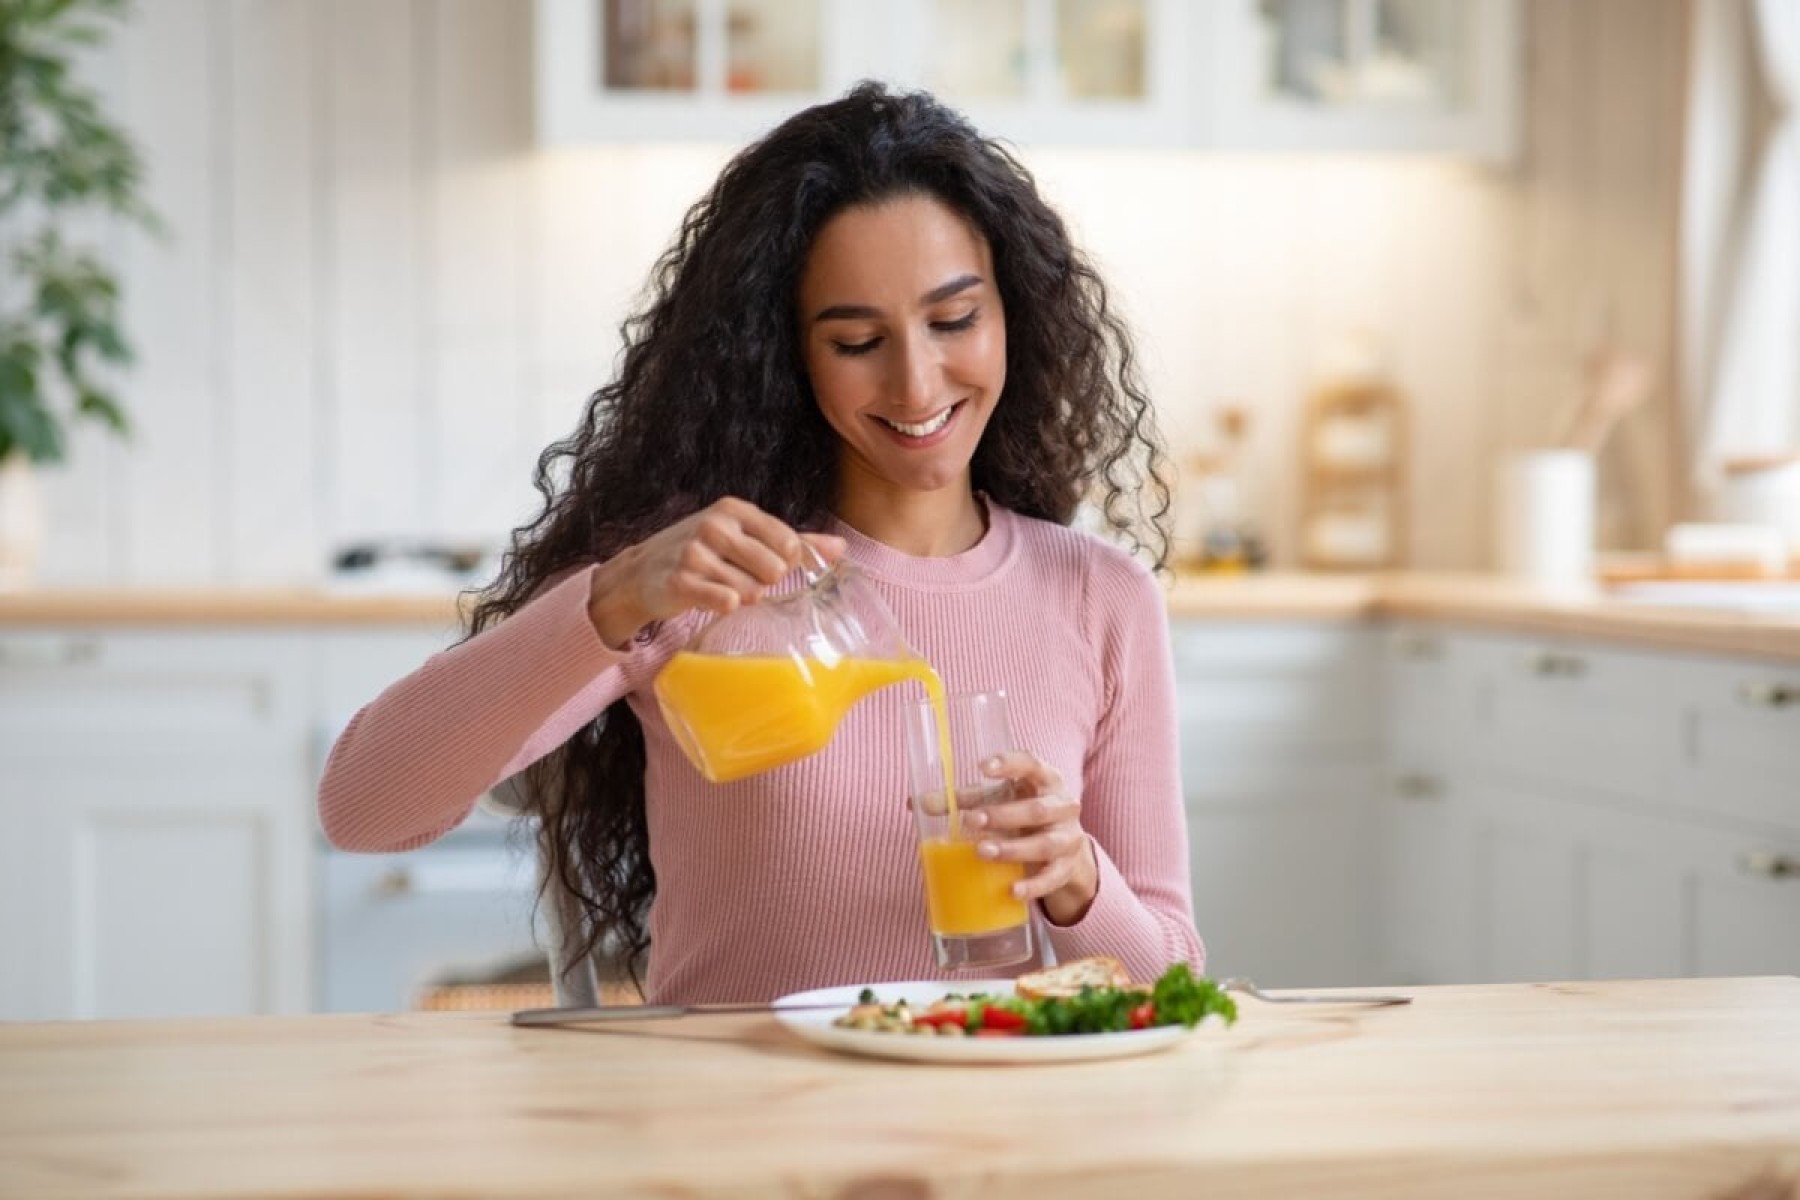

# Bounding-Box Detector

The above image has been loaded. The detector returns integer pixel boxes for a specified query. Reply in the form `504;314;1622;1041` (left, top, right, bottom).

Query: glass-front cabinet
536;0;887;142
887;0;1193;146
535;0;1519;157
1202;0;1520;160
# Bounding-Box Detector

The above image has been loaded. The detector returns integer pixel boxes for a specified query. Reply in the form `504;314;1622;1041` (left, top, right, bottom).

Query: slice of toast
1014;956;1133;999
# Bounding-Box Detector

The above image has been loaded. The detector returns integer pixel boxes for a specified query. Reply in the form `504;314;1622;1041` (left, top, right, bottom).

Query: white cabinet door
1199;0;1521;161
1673;656;1800;837
1464;780;1583;984
889;0;1195;146
1509;784;1799;981
7;762;312;1020
1174;621;1381;986
1187;759;1378;987
1377;760;1477;984
535;0;887;143
1683;824;1800;978
0;630;315;1020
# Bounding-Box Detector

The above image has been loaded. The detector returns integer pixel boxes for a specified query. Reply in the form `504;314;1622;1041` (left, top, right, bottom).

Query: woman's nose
892;333;937;411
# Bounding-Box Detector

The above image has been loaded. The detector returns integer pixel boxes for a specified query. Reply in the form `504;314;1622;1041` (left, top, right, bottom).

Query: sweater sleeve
1040;549;1205;980
316;565;682;852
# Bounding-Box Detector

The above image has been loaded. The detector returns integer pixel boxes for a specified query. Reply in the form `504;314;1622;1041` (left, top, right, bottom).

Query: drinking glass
903;689;1033;970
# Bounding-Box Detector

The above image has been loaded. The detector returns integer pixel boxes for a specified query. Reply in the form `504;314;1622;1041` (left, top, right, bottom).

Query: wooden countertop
2;573;1798;662
0;586;469;626
1166;572;1800;663
2;976;1796;1198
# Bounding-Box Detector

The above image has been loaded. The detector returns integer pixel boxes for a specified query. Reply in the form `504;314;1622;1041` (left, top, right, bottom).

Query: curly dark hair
466;81;1170;989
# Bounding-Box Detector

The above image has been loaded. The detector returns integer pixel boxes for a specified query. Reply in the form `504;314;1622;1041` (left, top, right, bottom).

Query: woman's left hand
962;752;1098;927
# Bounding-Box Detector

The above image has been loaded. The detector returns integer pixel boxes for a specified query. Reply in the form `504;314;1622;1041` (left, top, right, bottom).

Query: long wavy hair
467;82;1170;987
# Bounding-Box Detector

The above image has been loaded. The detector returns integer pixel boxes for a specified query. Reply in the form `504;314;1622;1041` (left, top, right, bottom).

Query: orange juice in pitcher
655;651;932;783
653;545;944;784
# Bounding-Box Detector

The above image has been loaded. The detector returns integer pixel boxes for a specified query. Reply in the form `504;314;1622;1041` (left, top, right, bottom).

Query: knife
510;1002;849;1027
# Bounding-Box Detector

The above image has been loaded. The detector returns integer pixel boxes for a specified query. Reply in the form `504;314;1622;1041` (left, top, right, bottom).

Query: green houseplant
0;0;156;582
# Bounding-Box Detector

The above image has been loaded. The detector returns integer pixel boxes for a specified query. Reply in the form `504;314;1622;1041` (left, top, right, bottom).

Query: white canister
1495;450;1596;586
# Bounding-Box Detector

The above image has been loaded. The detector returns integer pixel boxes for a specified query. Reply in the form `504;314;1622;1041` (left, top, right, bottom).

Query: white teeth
880;406;955;438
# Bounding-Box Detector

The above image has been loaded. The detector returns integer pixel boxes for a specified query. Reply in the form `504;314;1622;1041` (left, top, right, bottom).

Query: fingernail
964;811;986;829
978;841;998;859
1011;883;1026;898
981;756;1002;774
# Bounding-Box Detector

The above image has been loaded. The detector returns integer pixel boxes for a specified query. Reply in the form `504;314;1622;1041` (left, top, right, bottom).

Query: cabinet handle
1528;651;1587;679
1396;635;1443;662
1737;681;1800;710
0;637;101;668
1736;851;1800;881
1395;773;1444;801
373;868;413;897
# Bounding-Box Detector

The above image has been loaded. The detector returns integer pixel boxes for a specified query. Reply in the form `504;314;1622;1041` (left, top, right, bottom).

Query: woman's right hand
587;498;845;648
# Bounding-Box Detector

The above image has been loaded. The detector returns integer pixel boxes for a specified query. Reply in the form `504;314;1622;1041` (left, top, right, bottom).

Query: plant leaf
76;385;127;435
0;355;64;464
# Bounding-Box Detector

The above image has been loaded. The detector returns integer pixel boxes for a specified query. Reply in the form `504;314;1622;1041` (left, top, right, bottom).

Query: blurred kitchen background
1;0;1796;1022
11;0;1709;583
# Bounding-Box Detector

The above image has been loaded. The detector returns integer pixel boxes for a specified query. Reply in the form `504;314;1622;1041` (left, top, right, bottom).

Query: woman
318;82;1202;1004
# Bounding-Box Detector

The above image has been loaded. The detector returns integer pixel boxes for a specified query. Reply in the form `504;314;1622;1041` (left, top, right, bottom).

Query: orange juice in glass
903;689;1032;970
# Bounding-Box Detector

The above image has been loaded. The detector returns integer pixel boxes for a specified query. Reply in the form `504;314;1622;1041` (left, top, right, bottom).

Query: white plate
772;980;1201;1065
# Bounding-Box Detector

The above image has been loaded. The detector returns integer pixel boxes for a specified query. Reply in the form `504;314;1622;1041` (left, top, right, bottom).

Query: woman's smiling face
798;194;1007;499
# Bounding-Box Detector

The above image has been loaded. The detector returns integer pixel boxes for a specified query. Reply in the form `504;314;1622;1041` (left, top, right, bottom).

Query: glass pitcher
652;545;930;783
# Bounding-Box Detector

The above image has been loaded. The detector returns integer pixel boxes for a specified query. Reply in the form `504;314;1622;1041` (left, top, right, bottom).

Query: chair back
486;774;603;1008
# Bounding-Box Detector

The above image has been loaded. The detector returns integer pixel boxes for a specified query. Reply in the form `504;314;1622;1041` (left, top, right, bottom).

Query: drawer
1674;657;1800;836
1171;622;1380;751
1383;624;1483;758
0;630;314;761
1459;633;1685;808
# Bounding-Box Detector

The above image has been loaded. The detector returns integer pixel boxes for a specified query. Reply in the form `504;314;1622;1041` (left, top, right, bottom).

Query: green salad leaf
996;963;1237;1035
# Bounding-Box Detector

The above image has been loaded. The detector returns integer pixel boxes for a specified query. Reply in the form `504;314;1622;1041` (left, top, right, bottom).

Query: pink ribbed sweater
317;504;1202;1003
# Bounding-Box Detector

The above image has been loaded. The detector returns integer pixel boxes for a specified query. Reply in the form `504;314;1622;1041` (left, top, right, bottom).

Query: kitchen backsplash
33;0;1682;586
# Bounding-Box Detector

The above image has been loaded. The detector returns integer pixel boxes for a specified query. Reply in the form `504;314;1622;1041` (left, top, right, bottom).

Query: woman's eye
832;337;882;357
931;310;980;334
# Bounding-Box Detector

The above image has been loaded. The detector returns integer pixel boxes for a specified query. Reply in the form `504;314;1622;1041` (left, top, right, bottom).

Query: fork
1224;977;1412;1007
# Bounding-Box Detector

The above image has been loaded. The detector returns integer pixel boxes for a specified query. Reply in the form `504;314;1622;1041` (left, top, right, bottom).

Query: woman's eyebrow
811;273;985;324
921;273;982;305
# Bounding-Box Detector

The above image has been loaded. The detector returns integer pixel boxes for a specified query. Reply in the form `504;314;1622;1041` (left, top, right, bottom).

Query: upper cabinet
534;0;1519;160
1203;0;1521;162
884;0;1194;147
534;0;888;143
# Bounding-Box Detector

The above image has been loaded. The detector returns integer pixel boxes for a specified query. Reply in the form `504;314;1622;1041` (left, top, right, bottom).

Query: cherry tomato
979;1006;1028;1034
1128;1002;1156;1030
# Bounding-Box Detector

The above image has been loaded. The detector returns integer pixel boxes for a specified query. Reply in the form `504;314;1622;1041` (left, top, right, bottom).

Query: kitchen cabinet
533;0;1517;155
1202;0;1521;162
534;0;886;144
1378;624;1800;987
535;0;1191;147
6;600;1794;1020
889;0;1194;147
1172;621;1383;986
0;624;464;1021
0;631;316;1020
